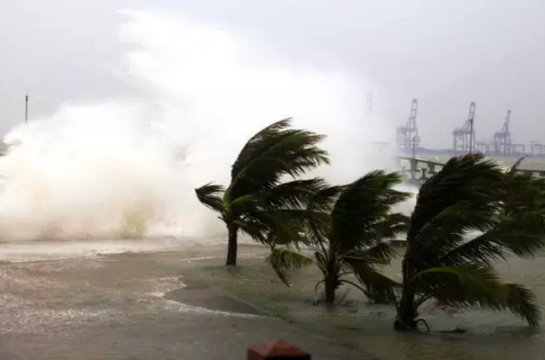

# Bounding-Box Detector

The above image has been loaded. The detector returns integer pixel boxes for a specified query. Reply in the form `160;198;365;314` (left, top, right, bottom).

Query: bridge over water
397;156;545;186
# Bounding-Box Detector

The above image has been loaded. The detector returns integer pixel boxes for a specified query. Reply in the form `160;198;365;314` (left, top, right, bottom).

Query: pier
397;155;545;185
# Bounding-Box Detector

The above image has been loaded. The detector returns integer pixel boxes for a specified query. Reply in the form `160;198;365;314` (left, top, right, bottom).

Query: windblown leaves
412;264;539;325
400;153;545;326
194;183;225;214
268;170;410;303
330;171;410;253
228;118;329;201
266;247;314;286
194;119;330;266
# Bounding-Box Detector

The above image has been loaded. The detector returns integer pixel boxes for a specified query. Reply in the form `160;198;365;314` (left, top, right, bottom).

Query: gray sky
1;0;544;148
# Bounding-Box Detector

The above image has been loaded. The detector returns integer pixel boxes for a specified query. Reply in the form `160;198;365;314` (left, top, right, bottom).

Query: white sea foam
0;10;411;242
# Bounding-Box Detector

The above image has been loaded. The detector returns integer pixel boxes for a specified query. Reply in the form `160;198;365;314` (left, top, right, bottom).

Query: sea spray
0;10;412;241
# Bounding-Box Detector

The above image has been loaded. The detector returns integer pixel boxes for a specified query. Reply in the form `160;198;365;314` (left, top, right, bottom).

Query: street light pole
25;94;29;124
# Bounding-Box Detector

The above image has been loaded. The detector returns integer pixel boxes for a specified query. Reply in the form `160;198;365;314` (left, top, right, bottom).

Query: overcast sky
1;0;544;148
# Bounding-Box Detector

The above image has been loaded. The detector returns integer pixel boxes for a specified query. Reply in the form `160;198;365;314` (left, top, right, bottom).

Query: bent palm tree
195;119;329;266
502;158;545;227
268;171;410;304
396;153;545;331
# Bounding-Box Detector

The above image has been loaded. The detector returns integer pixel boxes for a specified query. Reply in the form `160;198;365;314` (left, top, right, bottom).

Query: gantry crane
493;110;512;155
396;99;420;153
492;110;525;154
452;101;476;153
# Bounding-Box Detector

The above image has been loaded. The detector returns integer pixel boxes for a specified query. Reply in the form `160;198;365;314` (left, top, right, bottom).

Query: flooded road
0;239;364;360
0;238;543;359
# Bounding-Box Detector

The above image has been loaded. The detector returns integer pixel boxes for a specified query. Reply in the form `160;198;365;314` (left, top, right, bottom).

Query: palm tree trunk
395;258;418;331
395;290;417;331
324;277;336;304
324;247;338;304
226;224;239;266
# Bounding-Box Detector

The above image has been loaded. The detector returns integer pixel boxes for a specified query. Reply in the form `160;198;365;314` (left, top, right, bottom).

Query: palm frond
398;154;544;327
228;119;329;200
502;283;540;326
239;207;310;246
242;208;309;246
411;264;540;325
501;171;545;228
266;247;314;286
314;251;328;273
195;183;225;213
432;171;545;267
508;157;525;173
230;193;265;215
411;201;501;260
408;154;504;246
263;178;331;210
366;213;410;242
412;264;501;304
344;242;396;266
234;218;269;243
265;222;308;248
343;255;401;303
308;184;345;211
302;184;343;247
411;264;506;316
437;219;545;267
330;171;410;252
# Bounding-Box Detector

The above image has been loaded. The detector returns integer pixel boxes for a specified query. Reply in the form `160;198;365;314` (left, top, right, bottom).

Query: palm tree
194;119;329;266
502;158;545;225
395;153;545;331
267;171;410;304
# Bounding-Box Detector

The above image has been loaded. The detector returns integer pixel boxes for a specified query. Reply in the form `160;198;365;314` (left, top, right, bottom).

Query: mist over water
0;10;410;242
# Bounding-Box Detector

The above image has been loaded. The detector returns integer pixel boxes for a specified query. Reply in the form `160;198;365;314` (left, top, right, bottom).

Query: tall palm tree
267;171;410;304
395;153;545;331
195;119;329;266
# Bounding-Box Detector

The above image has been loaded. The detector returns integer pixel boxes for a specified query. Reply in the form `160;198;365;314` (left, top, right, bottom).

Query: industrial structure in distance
395;98;545;158
2;93;543;159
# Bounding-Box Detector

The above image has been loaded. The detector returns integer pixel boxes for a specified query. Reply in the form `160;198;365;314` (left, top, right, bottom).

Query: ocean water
0;240;543;360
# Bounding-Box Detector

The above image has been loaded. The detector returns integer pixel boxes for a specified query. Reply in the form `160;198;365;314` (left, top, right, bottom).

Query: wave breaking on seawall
0;9;408;242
